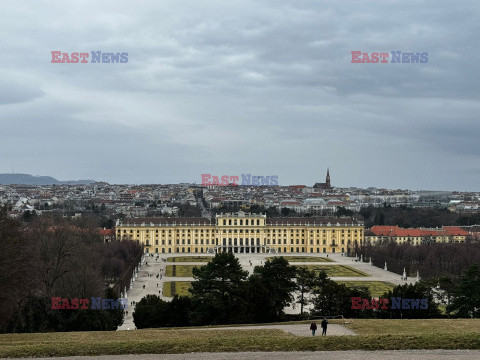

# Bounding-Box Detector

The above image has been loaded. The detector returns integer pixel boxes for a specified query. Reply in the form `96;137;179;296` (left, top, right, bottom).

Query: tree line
209;202;480;228
0;208;142;333
358;243;480;279
133;253;480;329
359;204;480;228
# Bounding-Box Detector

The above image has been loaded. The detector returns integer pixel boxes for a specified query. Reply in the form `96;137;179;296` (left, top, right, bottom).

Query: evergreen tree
378;282;441;319
448;265;480;318
295;267;316;315
244;257;297;322
189;253;248;325
133;294;170;329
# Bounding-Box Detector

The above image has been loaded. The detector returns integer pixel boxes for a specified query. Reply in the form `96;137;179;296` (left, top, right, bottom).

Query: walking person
321;318;328;336
310;321;317;336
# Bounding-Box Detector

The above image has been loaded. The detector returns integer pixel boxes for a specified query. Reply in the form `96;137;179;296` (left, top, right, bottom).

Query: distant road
6;350;480;360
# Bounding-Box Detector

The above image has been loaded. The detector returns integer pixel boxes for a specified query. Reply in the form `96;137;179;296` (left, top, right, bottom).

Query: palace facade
115;212;364;254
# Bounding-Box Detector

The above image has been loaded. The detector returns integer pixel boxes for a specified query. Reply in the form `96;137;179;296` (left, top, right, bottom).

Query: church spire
326;168;331;188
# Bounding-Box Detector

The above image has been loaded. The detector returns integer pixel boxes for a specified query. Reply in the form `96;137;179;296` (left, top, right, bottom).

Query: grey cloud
0;0;479;190
0;74;44;105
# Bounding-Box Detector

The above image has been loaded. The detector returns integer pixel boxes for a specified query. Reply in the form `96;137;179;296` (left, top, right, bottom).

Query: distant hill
0;173;95;185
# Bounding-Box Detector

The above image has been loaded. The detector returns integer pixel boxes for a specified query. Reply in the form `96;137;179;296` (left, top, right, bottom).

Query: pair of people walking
310;318;328;336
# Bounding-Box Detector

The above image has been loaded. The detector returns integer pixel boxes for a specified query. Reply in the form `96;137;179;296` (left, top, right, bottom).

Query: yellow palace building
116;212;364;255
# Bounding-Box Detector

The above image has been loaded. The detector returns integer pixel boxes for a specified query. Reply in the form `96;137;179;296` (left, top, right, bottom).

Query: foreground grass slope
1;319;479;357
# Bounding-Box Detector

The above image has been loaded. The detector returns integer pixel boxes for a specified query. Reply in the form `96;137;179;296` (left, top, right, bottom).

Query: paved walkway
189;324;356;337
118;253;417;330
9;350;480;360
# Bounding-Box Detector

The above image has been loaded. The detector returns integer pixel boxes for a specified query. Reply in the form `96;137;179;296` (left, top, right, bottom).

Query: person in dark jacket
321;318;328;336
310;322;317;336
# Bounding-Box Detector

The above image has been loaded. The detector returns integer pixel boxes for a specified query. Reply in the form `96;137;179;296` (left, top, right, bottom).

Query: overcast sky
1;0;479;190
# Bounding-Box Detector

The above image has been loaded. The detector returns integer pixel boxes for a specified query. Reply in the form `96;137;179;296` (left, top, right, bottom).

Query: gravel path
188;324;356;337
6;350;480;360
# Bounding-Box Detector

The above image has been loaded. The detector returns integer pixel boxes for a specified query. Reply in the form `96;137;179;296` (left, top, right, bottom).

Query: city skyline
0;169;478;193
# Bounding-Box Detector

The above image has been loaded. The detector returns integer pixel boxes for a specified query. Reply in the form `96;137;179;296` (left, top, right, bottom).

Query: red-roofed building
100;228;115;242
366;225;471;246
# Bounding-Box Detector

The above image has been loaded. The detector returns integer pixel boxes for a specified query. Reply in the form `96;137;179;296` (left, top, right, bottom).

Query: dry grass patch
163;281;192;297
267;256;334;263
296;265;369;277
338;281;395;297
344;319;480;336
165;265;200;277
166;256;213;263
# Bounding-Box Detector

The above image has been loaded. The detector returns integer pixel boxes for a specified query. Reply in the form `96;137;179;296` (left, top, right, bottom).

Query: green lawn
162;280;391;298
267;256;334;263
296;265;369;277
165;265;202;277
165;265;368;278
163;281;192;297
344;319;480;336
0;319;479;357
166;256;213;263
338;281;395;297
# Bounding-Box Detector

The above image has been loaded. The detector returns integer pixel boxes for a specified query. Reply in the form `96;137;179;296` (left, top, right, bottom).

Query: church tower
313;168;332;189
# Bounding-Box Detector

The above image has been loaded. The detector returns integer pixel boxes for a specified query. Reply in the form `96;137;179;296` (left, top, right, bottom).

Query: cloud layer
1;0;479;190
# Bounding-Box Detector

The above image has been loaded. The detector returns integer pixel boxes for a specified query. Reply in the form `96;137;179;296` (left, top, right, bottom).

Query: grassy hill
0;319;479;357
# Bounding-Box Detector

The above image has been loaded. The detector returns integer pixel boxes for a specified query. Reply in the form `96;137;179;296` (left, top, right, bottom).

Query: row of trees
134;254;479;329
419;265;480;318
134;254;299;327
208;202;480;227
359;243;480;278
0;207;142;332
359;204;480;228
